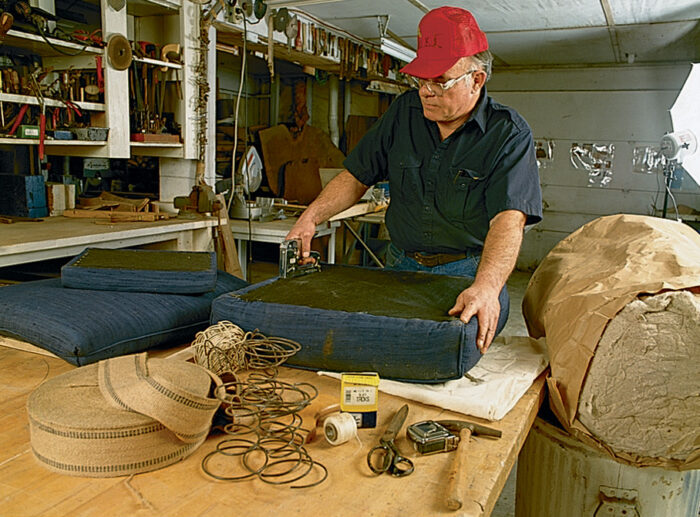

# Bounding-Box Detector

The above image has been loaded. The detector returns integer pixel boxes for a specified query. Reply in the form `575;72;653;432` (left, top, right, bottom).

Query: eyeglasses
409;69;478;97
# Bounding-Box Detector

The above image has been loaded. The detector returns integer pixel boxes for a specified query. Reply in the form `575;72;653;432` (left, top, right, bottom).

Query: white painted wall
489;64;700;269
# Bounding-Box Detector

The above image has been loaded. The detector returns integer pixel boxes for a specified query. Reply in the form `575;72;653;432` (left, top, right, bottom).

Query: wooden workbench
0;343;545;517
0;215;217;268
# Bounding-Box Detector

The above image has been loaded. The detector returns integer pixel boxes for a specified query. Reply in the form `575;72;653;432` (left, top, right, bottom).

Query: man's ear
472;70;487;93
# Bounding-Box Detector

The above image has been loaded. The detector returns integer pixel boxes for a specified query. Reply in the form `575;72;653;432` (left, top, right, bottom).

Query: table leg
237;240;248;280
342;220;384;268
327;229;336;264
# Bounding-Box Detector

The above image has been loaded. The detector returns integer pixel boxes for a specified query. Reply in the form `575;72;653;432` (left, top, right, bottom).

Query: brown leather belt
406;251;468;267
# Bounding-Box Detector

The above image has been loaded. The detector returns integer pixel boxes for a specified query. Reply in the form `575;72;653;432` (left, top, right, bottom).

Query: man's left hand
448;285;501;354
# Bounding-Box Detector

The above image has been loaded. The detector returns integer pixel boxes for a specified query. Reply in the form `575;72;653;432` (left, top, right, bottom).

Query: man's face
418;60;485;124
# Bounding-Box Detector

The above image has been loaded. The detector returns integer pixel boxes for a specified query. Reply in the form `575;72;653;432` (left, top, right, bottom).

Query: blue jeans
384;242;481;278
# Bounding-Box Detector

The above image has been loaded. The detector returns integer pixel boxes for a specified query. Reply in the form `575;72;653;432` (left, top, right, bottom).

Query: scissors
366;404;415;477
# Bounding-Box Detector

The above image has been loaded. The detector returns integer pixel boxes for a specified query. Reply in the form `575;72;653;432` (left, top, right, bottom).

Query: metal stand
661;160;678;219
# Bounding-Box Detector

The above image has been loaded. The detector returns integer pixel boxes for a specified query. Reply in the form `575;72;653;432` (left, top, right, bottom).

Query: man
286;7;542;353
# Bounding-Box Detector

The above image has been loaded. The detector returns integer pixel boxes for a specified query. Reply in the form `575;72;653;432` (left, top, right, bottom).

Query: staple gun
279;239;321;278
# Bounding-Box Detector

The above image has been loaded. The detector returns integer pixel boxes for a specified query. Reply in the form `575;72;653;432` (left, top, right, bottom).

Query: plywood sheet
258;124;345;202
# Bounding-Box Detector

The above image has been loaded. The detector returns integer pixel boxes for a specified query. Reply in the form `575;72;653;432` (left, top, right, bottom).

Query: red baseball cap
400;7;489;79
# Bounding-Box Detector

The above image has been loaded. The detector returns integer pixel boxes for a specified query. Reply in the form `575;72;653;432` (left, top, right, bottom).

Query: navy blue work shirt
343;87;543;254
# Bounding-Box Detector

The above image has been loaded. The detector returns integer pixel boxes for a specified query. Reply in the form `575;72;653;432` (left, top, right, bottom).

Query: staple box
19;125;40;139
52;130;74;140
340;372;379;428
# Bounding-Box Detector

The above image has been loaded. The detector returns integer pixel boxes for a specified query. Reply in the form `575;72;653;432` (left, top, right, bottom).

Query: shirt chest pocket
438;167;487;224
390;154;424;200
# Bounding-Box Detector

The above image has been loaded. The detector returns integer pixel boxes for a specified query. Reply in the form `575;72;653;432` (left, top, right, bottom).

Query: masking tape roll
323;412;357;446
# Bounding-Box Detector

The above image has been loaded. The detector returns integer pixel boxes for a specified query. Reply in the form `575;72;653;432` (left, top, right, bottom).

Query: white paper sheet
320;335;549;421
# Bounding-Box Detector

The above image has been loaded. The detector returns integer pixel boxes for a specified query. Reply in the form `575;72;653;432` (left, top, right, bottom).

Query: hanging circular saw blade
238;146;263;194
273;7;290;32
106;33;133;71
253;0;267;20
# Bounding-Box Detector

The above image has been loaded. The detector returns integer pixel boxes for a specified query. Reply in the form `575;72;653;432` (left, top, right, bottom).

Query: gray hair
460;51;493;82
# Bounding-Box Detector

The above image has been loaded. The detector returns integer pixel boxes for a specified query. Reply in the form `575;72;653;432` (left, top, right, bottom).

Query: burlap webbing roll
27;353;220;477
98;353;220;443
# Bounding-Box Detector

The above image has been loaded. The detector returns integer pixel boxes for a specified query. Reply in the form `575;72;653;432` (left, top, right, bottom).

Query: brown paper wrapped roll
523;214;700;470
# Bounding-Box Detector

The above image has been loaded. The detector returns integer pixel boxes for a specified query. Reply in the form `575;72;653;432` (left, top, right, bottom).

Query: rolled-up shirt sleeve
485;127;543;226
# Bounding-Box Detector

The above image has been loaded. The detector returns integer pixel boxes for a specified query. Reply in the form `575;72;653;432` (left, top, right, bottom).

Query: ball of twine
191;321;301;375
191;321;247;375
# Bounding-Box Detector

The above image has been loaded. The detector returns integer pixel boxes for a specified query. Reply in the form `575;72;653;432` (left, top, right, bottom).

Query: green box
19;125;40;139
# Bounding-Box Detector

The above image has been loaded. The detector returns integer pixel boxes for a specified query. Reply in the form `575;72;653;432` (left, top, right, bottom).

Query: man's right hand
284;169;370;262
285;214;318;263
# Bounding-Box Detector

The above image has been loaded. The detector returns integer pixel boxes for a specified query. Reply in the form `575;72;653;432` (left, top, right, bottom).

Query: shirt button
423;206;430;212
423;232;430;237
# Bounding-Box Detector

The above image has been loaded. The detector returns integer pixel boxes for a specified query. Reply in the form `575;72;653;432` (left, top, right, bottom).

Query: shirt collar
407;86;490;134
469;86;489;133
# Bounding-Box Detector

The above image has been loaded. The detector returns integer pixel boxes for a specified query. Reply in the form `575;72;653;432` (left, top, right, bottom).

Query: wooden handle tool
445;427;472;511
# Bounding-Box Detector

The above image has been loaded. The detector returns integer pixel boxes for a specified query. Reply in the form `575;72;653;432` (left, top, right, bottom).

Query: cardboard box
340;372;379;428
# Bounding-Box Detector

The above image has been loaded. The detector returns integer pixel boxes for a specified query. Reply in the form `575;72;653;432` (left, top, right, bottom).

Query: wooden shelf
216;27;342;74
127;0;181;17
130;141;185;158
3;29;103;57
133;56;183;70
130;141;183;148
0;138;105;146
0;93;104;112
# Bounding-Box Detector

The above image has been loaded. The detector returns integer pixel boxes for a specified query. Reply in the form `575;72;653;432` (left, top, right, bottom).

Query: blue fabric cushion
0;271;248;366
61;248;218;294
210;266;509;383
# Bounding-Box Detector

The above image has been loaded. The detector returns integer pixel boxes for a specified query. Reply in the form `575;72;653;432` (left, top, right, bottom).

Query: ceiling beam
599;0;623;63
266;0;343;7
404;0;429;14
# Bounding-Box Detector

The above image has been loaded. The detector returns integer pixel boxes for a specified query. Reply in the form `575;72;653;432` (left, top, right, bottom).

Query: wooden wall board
258;124;345;201
0;344;546;517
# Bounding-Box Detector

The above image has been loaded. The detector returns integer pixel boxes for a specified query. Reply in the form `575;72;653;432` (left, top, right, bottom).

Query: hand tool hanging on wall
0;9;13;37
29;71;46;159
7;103;29;135
160;43;182;100
94;55;104;93
0;72;4;127
266;12;274;78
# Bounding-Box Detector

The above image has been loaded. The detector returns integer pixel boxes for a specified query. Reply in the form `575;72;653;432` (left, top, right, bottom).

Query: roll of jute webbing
27;353;221;477
98;353;220;443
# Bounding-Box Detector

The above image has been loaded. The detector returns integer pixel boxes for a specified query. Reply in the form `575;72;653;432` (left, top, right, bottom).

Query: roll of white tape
323;412;358;446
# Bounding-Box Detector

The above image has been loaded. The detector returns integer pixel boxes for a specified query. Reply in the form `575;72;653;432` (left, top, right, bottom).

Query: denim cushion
0;271;248;366
210;265;509;383
61;248;217;294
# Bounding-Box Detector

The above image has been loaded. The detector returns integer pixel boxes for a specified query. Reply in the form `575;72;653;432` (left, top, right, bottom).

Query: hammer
438;420;502;511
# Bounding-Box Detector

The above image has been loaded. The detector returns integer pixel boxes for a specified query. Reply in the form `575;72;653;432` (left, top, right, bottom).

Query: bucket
515;416;700;517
